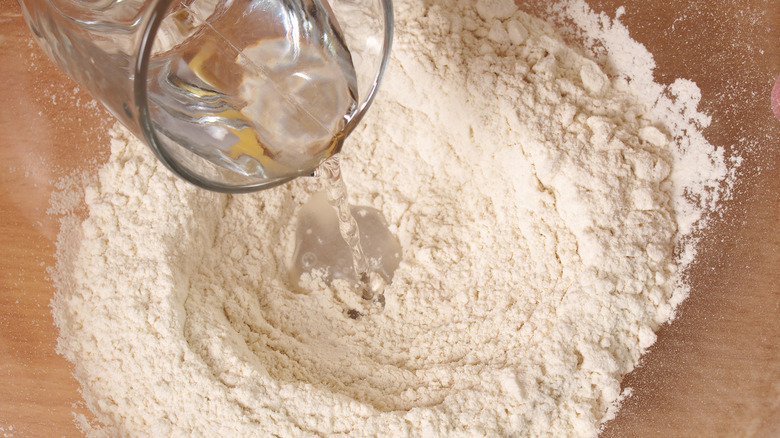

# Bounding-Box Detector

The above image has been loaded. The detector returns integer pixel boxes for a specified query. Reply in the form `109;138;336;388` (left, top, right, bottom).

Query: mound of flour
51;0;729;436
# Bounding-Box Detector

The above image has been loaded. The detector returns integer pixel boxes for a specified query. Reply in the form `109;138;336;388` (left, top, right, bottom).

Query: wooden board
0;0;778;436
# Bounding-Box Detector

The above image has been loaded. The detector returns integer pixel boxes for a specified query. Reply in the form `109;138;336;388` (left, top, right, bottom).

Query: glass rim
132;0;395;194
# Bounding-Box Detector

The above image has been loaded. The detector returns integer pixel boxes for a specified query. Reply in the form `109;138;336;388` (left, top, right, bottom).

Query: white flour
51;0;730;437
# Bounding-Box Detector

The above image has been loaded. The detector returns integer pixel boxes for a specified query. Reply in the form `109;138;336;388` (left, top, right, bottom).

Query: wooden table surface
1;0;778;436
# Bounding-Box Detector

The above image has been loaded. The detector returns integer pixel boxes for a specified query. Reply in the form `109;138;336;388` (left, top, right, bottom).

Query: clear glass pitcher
18;0;393;192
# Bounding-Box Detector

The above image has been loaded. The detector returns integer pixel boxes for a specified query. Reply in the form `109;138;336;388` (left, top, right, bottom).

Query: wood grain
0;4;112;436
0;0;777;436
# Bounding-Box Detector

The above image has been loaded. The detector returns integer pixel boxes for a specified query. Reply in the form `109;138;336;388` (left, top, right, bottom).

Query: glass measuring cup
18;0;393;193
